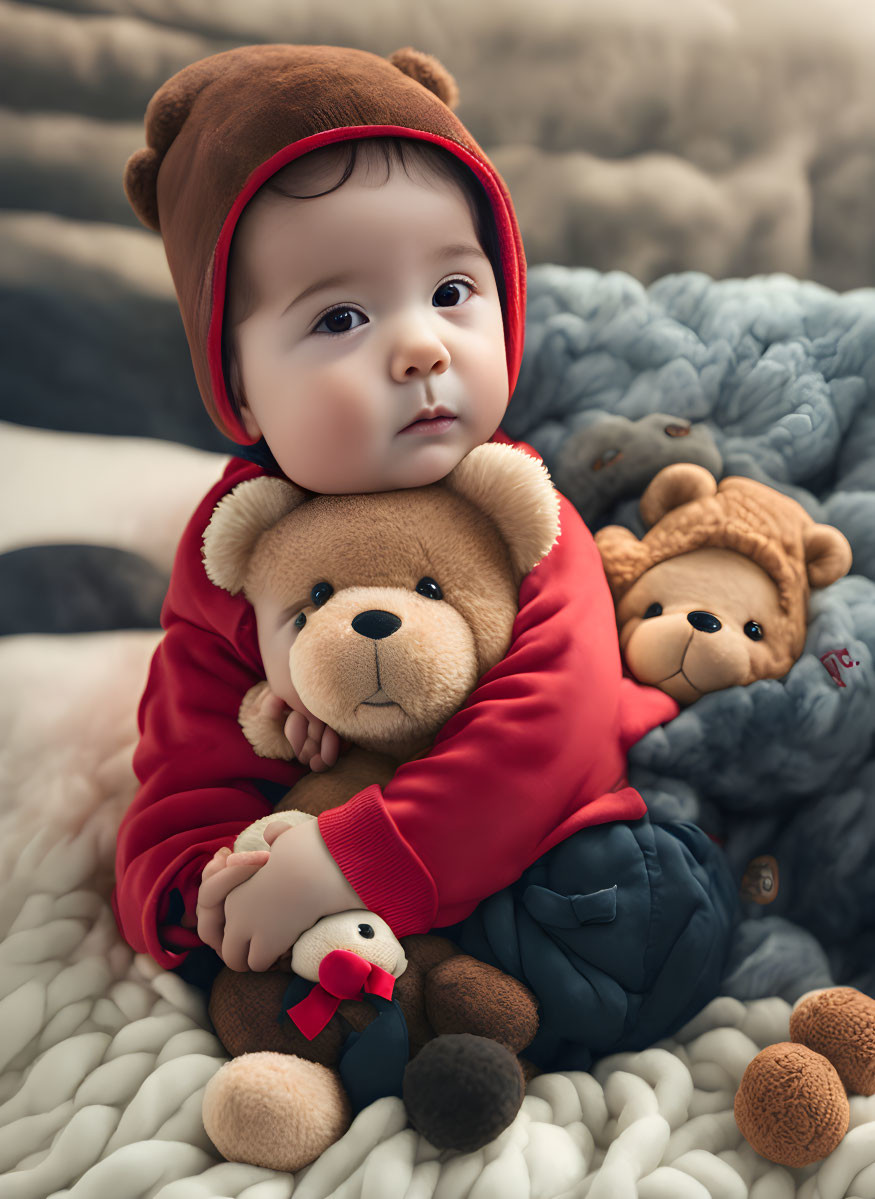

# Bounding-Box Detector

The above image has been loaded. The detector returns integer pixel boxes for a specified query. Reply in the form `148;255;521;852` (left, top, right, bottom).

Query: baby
114;44;738;1078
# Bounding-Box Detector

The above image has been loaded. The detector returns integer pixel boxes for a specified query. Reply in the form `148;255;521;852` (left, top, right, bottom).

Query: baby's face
230;157;509;493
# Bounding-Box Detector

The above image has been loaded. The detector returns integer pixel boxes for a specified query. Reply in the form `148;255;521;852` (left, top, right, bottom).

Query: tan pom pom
202;1052;352;1172
389;47;459;109
123;146;162;232
734;1042;848;1167
791;987;875;1096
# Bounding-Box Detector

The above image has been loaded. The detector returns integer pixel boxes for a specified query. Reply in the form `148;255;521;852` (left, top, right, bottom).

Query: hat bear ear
389;47;460;109
202;476;308;594
123;55;225;230
639;463;718;528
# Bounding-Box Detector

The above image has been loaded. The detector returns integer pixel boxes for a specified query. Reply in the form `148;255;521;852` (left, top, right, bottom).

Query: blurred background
2;0;875;629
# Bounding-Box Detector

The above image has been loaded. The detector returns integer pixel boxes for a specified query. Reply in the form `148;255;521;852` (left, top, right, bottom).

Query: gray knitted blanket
507;266;875;1001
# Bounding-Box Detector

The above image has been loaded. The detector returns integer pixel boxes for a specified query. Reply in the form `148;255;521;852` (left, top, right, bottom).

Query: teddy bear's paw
238;681;295;759
424;954;539;1054
403;1033;525;1152
202;1051;352;1172
790;986;875;1096
733;1042;849;1167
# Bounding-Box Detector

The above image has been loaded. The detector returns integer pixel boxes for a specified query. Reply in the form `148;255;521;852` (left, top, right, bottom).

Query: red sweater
112;432;678;969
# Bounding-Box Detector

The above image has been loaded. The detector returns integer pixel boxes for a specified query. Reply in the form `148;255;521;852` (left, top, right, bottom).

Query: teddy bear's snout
351;610;402;640
687;611;722;633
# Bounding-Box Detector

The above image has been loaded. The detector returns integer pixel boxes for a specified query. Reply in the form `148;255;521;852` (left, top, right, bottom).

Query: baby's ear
803;523;853;589
202;476;307;593
445;444;560;581
640;463;717;528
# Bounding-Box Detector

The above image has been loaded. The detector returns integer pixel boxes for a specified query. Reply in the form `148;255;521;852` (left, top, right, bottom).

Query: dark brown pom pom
389;47;459;110
123;147;162;231
404;1033;524;1152
734;1042;849;1167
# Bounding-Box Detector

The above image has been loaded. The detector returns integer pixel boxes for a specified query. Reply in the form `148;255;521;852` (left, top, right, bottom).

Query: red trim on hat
208;125;526;442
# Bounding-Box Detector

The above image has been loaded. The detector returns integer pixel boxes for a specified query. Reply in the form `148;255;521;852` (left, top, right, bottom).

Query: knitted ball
404;1033;525;1152
202;1051;351;1173
790;986;875;1096
734;1042;849;1167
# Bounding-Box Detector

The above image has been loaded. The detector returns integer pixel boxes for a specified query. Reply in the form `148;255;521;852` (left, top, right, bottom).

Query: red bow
287;949;397;1040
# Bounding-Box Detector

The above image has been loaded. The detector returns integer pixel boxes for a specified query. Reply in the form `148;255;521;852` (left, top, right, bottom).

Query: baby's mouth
399;405;457;435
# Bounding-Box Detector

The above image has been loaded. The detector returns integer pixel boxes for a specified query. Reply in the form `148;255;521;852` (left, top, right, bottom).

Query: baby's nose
351;610;402;640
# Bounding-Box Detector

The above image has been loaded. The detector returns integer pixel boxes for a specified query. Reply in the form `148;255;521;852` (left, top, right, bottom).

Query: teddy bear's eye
311;582;333;607
744;621;764;641
643;602;663;619
416;577;443;600
294;612;306;630
357;923;375;939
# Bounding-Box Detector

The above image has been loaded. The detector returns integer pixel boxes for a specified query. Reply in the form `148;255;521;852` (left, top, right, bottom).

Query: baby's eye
313;307;368;335
433;279;473;308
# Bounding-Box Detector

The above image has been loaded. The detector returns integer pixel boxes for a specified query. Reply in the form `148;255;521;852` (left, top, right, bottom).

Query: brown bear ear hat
123;44;526;443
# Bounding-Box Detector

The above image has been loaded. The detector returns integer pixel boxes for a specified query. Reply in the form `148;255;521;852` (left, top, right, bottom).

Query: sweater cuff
318;785;438;937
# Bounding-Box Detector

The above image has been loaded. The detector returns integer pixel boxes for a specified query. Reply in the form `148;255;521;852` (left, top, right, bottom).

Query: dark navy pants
437;817;739;1073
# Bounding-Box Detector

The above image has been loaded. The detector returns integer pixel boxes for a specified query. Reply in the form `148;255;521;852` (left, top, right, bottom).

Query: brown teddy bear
734;986;875;1167
198;442;559;1171
595;463;852;704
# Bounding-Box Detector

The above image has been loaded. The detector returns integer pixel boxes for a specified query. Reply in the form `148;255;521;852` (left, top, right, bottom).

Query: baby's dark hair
222;136;505;421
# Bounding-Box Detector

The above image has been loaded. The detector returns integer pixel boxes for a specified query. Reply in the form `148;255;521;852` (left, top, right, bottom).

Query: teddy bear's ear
594;525;650;596
445;444;560;579
639;463;718;528
202;476;307;593
803;523;853;589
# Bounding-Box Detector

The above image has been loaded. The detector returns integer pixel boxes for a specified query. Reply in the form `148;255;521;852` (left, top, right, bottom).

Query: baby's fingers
201;846;232;882
197;857;266;910
319;725;341;769
285;710;309;758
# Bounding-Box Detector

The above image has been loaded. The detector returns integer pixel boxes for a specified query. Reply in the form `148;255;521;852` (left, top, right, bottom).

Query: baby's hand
284;706;341;773
196;845;269;962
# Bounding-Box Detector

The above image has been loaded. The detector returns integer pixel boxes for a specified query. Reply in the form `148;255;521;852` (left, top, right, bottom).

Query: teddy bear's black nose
351;610;402;640
687;611;722;633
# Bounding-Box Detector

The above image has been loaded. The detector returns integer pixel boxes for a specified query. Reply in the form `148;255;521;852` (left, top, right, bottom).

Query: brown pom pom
389;47;459;110
734;1042;849;1167
791;986;875;1096
123;147;162;231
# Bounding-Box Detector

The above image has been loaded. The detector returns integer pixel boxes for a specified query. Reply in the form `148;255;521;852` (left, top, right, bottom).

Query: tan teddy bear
595;463;852;703
198;442;559;1171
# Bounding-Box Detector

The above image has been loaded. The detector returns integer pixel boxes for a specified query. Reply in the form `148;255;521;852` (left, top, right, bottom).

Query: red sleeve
112;459;305;969
320;435;679;936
